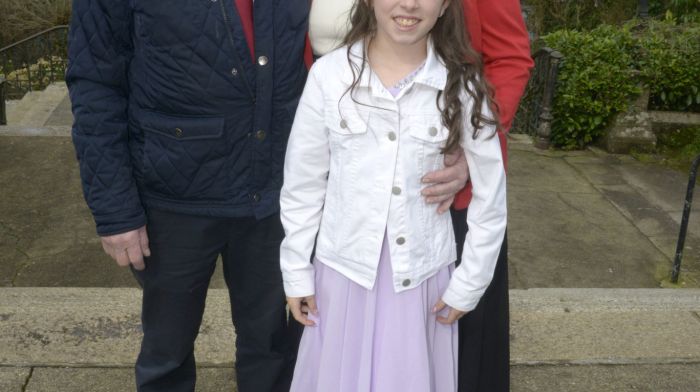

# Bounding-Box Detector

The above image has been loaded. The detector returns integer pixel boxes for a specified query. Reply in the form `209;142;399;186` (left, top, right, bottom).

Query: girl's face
370;0;449;49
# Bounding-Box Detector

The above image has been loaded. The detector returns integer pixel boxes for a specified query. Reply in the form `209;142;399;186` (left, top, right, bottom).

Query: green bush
525;0;640;37
542;26;641;149
538;20;700;149
637;21;700;111
650;0;700;23
524;0;700;37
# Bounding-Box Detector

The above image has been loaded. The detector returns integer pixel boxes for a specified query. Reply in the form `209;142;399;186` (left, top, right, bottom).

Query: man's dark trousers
132;209;296;392
451;207;510;392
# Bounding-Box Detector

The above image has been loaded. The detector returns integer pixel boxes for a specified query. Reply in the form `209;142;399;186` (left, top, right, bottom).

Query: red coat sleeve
454;0;533;210
476;0;534;132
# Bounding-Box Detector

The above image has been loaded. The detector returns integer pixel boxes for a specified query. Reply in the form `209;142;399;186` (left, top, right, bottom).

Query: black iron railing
672;154;700;283
0;26;69;100
512;47;564;149
0;75;6;125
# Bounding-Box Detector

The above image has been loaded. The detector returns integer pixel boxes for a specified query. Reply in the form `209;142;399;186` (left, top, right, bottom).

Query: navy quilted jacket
67;0;309;236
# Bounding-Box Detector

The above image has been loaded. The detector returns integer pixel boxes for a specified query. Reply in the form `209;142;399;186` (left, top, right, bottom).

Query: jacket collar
340;39;448;93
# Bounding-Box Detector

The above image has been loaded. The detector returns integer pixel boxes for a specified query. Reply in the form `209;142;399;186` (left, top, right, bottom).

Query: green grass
631;126;700;172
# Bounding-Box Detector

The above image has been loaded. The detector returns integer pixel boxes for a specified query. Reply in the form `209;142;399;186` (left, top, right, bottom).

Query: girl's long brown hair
341;0;500;152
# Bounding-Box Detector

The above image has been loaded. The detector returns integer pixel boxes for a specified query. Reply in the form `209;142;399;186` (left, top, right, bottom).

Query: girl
280;0;506;390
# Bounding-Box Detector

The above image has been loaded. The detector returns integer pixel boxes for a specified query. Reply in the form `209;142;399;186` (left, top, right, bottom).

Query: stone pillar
603;88;657;153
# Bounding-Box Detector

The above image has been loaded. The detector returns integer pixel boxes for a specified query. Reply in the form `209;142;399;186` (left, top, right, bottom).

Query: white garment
280;41;507;312
308;0;354;56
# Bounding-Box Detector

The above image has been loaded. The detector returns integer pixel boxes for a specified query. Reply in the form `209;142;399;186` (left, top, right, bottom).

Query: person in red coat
451;2;533;391
305;1;533;390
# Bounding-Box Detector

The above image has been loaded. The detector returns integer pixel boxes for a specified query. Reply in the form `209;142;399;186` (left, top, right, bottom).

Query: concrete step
5;83;68;127
4;363;699;392
0;125;71;137
1;288;699;367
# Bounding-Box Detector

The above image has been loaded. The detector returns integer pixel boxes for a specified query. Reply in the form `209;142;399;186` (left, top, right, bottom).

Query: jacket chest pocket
407;115;449;175
325;109;370;153
134;1;218;47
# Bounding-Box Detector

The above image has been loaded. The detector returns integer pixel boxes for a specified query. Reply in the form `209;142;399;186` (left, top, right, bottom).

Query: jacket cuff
441;281;482;313
94;208;147;236
283;268;315;298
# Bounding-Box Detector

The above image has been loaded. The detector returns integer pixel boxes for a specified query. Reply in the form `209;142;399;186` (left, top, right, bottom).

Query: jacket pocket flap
407;115;449;143
139;110;225;141
324;110;370;136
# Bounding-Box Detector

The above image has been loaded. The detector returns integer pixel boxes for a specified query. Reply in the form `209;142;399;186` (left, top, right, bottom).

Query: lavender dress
290;67;458;392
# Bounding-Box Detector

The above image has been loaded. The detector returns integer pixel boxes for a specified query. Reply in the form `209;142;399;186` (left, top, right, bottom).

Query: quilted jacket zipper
218;0;255;99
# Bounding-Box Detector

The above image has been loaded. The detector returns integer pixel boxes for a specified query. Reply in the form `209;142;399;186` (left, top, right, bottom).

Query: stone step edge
1;288;699;367
0;125;71;136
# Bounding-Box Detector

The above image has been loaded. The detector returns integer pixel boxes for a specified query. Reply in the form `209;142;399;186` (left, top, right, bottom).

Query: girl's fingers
437;308;467;325
305;296;318;315
288;297;316;327
432;299;447;314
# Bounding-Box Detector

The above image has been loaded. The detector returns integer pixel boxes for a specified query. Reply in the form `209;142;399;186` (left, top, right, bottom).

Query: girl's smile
393;15;421;30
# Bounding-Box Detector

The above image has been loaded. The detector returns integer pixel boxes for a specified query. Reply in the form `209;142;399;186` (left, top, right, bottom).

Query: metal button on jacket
402;279;411;287
392;186;402;195
231;67;238;76
388;131;396;141
252;193;261;202
255;130;266;141
174;127;183;138
396;236;406;245
429;126;438;136
258;55;269;66
340;119;348;129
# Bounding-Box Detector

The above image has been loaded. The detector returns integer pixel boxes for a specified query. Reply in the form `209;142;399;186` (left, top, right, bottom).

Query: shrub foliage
538;20;700;149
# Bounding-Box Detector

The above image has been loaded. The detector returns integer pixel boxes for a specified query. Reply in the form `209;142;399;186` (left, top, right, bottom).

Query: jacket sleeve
279;63;329;298
66;0;146;236
442;99;507;312
477;0;534;131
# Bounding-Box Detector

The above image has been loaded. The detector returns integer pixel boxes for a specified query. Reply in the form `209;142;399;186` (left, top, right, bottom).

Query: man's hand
100;226;151;271
287;295;318;327
421;149;469;214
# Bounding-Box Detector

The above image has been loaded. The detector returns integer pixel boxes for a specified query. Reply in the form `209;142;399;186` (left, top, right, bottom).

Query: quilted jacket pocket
139;110;229;200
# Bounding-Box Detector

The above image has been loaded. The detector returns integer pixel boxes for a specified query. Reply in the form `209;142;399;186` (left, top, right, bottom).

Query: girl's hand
287;295;318;327
433;299;467;325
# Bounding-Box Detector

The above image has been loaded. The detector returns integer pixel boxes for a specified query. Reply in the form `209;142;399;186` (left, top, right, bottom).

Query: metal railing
0;76;6;125
512;47;564;149
0;26;69;100
672;154;700;283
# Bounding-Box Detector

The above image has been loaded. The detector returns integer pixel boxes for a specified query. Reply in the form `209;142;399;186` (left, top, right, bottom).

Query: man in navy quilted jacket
66;1;310;391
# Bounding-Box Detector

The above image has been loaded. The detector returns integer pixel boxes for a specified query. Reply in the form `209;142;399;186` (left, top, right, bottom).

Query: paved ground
1;133;697;289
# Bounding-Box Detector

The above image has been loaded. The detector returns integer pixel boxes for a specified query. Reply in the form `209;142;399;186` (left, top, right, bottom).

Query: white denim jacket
280;41;507;312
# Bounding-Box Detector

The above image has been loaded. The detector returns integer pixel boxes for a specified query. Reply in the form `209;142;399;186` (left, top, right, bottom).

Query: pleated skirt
290;233;458;392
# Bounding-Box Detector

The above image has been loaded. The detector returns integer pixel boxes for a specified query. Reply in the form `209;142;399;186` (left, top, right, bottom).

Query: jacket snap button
402;279;411;287
429;126;438;136
231;67;238;76
252;193;261;202
174;128;183;138
255;130;266;141
388;132;396;141
396;236;405;245
392;186;401;195
340;119;348;129
258;55;269;66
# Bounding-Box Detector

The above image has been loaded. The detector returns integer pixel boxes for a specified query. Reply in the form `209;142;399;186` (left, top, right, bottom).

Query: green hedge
540;20;700;149
637;21;700;111
524;0;700;37
542;26;640;149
